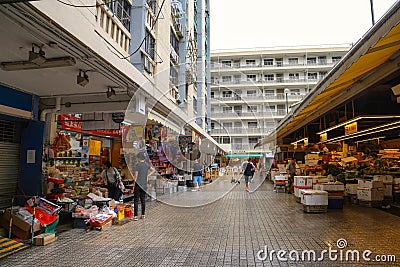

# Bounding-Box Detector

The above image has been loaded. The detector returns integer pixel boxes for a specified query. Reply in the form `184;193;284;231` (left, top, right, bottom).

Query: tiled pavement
1;174;400;266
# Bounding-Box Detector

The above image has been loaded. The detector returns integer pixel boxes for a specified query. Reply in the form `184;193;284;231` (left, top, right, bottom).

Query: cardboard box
358;180;384;189
373;175;393;184
0;209;41;239
384;184;393;197
345;184;358;195
357;188;384;201
301;190;328;206
33;233;56;246
394;178;400;184
305;159;318;166
305;154;319;160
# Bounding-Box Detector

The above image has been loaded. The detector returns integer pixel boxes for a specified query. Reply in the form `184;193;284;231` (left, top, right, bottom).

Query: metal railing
210;128;268;134
211;110;287;118
210;61;334;69
210;94;304;102
211;78;320;86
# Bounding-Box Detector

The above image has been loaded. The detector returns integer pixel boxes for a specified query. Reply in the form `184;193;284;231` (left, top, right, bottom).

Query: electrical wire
56;0;118;8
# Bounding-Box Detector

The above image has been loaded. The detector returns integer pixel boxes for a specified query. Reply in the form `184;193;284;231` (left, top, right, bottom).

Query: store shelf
57;157;82;159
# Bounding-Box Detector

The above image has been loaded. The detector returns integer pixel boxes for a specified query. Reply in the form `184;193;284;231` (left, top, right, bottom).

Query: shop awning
226;153;263;158
258;3;400;146
147;110;181;133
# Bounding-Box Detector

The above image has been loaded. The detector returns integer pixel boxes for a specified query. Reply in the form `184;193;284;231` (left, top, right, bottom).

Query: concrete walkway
1;175;400;266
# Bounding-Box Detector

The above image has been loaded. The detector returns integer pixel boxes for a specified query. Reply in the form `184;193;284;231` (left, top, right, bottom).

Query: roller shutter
0;120;20;208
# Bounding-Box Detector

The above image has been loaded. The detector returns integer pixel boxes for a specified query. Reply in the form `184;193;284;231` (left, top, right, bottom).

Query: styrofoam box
305;159;319;166
294;176;313;187
373;175;393;184
357;188;384;201
384;184;392;197
305;154;319;160
358;180;384;189
314;183;344;191
345;184;358;195
275;176;287;181
301;190;328;206
294;186;312;197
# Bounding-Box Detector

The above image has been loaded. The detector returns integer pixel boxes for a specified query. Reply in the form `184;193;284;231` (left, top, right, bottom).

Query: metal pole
285;93;288;114
370;0;375;25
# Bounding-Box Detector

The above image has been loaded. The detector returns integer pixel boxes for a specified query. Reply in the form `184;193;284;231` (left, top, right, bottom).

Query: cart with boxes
274;175;287;193
300;189;328;213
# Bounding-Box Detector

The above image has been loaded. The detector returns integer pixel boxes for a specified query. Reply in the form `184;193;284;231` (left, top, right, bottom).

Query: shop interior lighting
106;87;116;99
356;136;385;144
316;115;400;135
291;137;308;145
1;56;76;71
77;70;89;87
320;120;400;144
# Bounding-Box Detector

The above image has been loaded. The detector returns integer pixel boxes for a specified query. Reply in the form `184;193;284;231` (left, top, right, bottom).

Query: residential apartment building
210;45;351;156
131;0;210;131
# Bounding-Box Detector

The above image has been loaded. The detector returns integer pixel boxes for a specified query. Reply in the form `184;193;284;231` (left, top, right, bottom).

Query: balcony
210;127;269;135
231;143;268;152
211;78;319;87
210;61;334;70
210;93;304;102
96;0;131;53
170;44;179;64
211;110;287;119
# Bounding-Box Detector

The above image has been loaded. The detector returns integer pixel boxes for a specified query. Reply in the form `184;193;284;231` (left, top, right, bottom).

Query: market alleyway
1;173;400;267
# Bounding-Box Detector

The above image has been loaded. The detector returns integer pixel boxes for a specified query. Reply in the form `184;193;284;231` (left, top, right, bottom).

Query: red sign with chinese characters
58;114;122;137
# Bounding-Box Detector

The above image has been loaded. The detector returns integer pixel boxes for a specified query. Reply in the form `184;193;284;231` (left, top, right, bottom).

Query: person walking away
241;158;249;173
101;161;123;201
192;159;203;191
133;152;155;221
286;158;296;194
243;159;255;192
231;165;240;184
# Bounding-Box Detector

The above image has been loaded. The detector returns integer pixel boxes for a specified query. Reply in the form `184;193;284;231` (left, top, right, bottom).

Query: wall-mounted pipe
40;97;61;121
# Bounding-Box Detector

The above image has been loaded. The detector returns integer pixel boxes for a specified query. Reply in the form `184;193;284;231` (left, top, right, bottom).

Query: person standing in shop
192;159;203;191
133;152;155;221
101;161;123;201
286;158;296;194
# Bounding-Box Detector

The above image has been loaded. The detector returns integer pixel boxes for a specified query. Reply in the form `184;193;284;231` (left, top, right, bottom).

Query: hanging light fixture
77;70;89;87
106;87;116;99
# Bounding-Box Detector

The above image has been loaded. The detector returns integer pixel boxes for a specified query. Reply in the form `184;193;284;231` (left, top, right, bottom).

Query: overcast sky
210;0;398;51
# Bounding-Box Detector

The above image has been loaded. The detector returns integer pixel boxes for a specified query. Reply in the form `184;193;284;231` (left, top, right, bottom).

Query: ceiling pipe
40;97;61;121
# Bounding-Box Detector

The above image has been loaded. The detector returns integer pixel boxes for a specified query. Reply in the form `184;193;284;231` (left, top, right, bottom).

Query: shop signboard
344;122;357;135
59;114;122;137
89;139;101;156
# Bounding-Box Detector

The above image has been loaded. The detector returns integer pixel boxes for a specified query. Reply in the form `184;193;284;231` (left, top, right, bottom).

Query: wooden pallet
358;200;382;208
86;220;112;232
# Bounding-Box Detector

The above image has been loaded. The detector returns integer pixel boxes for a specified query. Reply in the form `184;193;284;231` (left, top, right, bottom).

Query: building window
276;58;283;66
247;105;257;112
308;73;318;80
106;0;131;30
222;91;232;98
245;59;256;66
223;122;232;128
221;60;232;67
248;122;257;128
264;74;274;81
247;90;256;96
249;137;258;143
246;74;256;81
319;56;327;64
289;73;299;80
223;106;232;112
210;91;215;98
290;89;300;95
222;75;232;82
307;57;317;65
288;58;298;65
145;31;155;60
319;71;327;78
332;56;342;63
263;59;273;66
222;137;230;144
211;122;215;129
265;90;274;96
